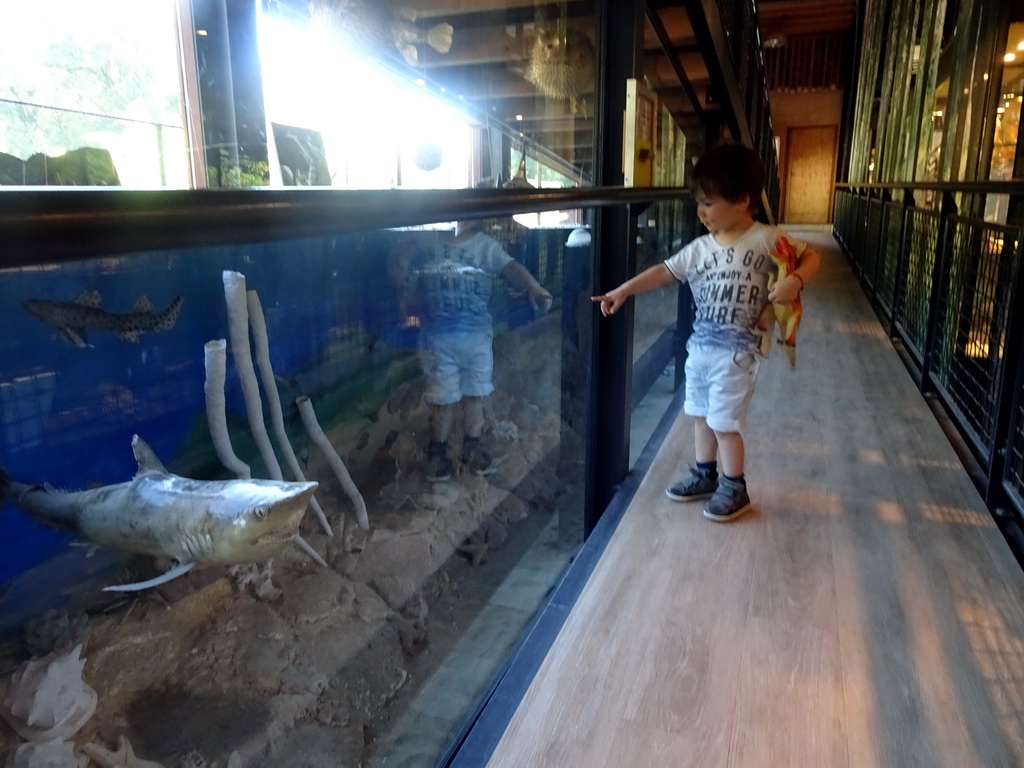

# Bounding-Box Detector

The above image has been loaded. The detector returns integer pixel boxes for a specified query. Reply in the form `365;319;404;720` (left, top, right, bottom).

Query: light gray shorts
420;329;494;405
683;343;760;433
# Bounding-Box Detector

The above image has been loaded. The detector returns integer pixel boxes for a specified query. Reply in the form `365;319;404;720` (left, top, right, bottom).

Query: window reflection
259;1;597;191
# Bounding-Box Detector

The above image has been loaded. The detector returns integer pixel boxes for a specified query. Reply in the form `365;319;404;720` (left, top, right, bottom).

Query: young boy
390;220;552;482
592;144;820;522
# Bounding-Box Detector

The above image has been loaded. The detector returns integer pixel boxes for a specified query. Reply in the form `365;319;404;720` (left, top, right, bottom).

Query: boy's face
695;189;753;236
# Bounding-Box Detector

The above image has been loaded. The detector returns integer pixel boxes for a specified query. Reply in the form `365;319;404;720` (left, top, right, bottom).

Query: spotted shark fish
0;435;318;591
21;290;184;348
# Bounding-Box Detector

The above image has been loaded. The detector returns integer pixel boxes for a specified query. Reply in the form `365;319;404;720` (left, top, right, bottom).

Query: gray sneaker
703;477;752;522
665;467;718;501
463;436;496;476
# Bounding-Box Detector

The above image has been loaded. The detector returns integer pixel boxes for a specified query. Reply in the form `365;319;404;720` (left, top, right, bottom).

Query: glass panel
0;213;591;765
260;1;598;190
629;199;695;467
0;1;189;188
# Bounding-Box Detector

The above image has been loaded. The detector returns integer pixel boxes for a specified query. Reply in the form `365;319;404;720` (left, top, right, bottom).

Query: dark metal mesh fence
875;200;903;320
863;198;883;291
1009;378;1024;507
930;220;1018;457
894;208;939;364
836;184;1024;539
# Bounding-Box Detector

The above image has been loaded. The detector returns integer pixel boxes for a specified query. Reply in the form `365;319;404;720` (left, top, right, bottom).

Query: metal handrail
0;185;691;268
835;181;1024;193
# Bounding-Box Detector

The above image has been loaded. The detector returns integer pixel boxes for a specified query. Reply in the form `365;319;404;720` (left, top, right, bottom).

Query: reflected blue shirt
415;233;513;334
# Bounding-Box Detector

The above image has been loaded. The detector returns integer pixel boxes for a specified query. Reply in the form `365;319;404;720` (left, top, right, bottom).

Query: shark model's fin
156;296;185;331
73;290;103;308
131;435;170;475
102;561;196;592
60;327;90;348
68;541;100;557
130;295;155;313
115;330;143;344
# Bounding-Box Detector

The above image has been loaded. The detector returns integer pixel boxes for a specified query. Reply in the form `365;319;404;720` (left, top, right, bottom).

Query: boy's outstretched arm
503;260;553;313
592;263;678;317
767;246;821;303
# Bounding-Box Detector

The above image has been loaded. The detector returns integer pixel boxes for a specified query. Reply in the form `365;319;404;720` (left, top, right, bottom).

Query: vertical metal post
189;0;269;187
921;191;957;394
866;188;889;306
584;0;644;536
985;234;1024;509
888;189;915;339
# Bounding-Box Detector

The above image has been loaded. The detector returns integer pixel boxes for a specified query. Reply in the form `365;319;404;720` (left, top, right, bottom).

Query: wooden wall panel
784;125;837;223
769;90;843;223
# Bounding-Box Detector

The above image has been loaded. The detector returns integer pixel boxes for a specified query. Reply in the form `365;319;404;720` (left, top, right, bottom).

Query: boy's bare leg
461;396;495;474
463;396;485;439
714;430;745;478
430;403;457;443
703;429;751;522
694;417;719;464
666;416;719;500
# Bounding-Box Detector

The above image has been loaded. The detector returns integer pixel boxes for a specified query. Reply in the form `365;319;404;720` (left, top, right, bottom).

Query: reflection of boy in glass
390;220;552;482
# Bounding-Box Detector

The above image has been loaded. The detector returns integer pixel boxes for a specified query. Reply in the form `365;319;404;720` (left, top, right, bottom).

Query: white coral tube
223;271;282;480
247;290;332;537
204;340;251;479
294;535;329;568
297;395;369;529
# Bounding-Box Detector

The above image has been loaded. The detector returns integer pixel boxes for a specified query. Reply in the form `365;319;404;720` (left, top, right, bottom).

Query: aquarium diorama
0;218;594;768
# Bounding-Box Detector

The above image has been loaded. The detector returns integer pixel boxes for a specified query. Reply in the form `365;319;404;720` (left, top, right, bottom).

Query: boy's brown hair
691;144;765;213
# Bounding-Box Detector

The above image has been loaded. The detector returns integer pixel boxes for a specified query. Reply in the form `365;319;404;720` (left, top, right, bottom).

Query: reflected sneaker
427;442;453;483
703;477;752;522
463;436;496;476
665;466;718;502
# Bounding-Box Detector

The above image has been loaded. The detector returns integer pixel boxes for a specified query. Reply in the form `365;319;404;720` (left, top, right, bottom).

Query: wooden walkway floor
480;230;1024;768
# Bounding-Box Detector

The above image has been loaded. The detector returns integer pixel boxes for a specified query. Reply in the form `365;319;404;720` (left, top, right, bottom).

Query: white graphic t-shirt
664;222;806;354
415;232;514;334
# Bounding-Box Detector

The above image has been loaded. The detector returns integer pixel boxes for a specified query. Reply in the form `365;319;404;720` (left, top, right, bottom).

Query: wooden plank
728;619;848;767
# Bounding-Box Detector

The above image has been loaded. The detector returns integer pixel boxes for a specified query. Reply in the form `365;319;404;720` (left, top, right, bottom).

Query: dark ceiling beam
760;16;855;36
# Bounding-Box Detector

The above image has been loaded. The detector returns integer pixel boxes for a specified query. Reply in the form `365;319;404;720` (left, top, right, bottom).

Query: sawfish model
22;290;184;348
0;435;317;591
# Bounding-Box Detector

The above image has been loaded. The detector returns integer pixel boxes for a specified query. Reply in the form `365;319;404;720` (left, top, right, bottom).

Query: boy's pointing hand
591;288;627;317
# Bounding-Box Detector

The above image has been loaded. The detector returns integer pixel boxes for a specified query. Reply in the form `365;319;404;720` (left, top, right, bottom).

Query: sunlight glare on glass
258;11;472;189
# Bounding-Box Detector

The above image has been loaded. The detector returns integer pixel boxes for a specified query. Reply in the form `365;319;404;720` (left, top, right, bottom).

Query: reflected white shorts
683;343;760;433
420;329;494;405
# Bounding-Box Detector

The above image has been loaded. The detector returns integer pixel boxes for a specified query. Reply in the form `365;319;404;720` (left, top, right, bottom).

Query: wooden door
783;126;836;224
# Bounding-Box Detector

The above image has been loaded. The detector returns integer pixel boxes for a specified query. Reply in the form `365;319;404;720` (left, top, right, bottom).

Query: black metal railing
0;186;689;268
834;183;1024;556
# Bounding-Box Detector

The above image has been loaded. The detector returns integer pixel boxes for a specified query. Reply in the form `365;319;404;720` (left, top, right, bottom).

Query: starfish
82;736;165;768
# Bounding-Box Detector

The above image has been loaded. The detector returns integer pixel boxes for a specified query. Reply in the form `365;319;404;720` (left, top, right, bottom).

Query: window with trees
0;1;189;187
